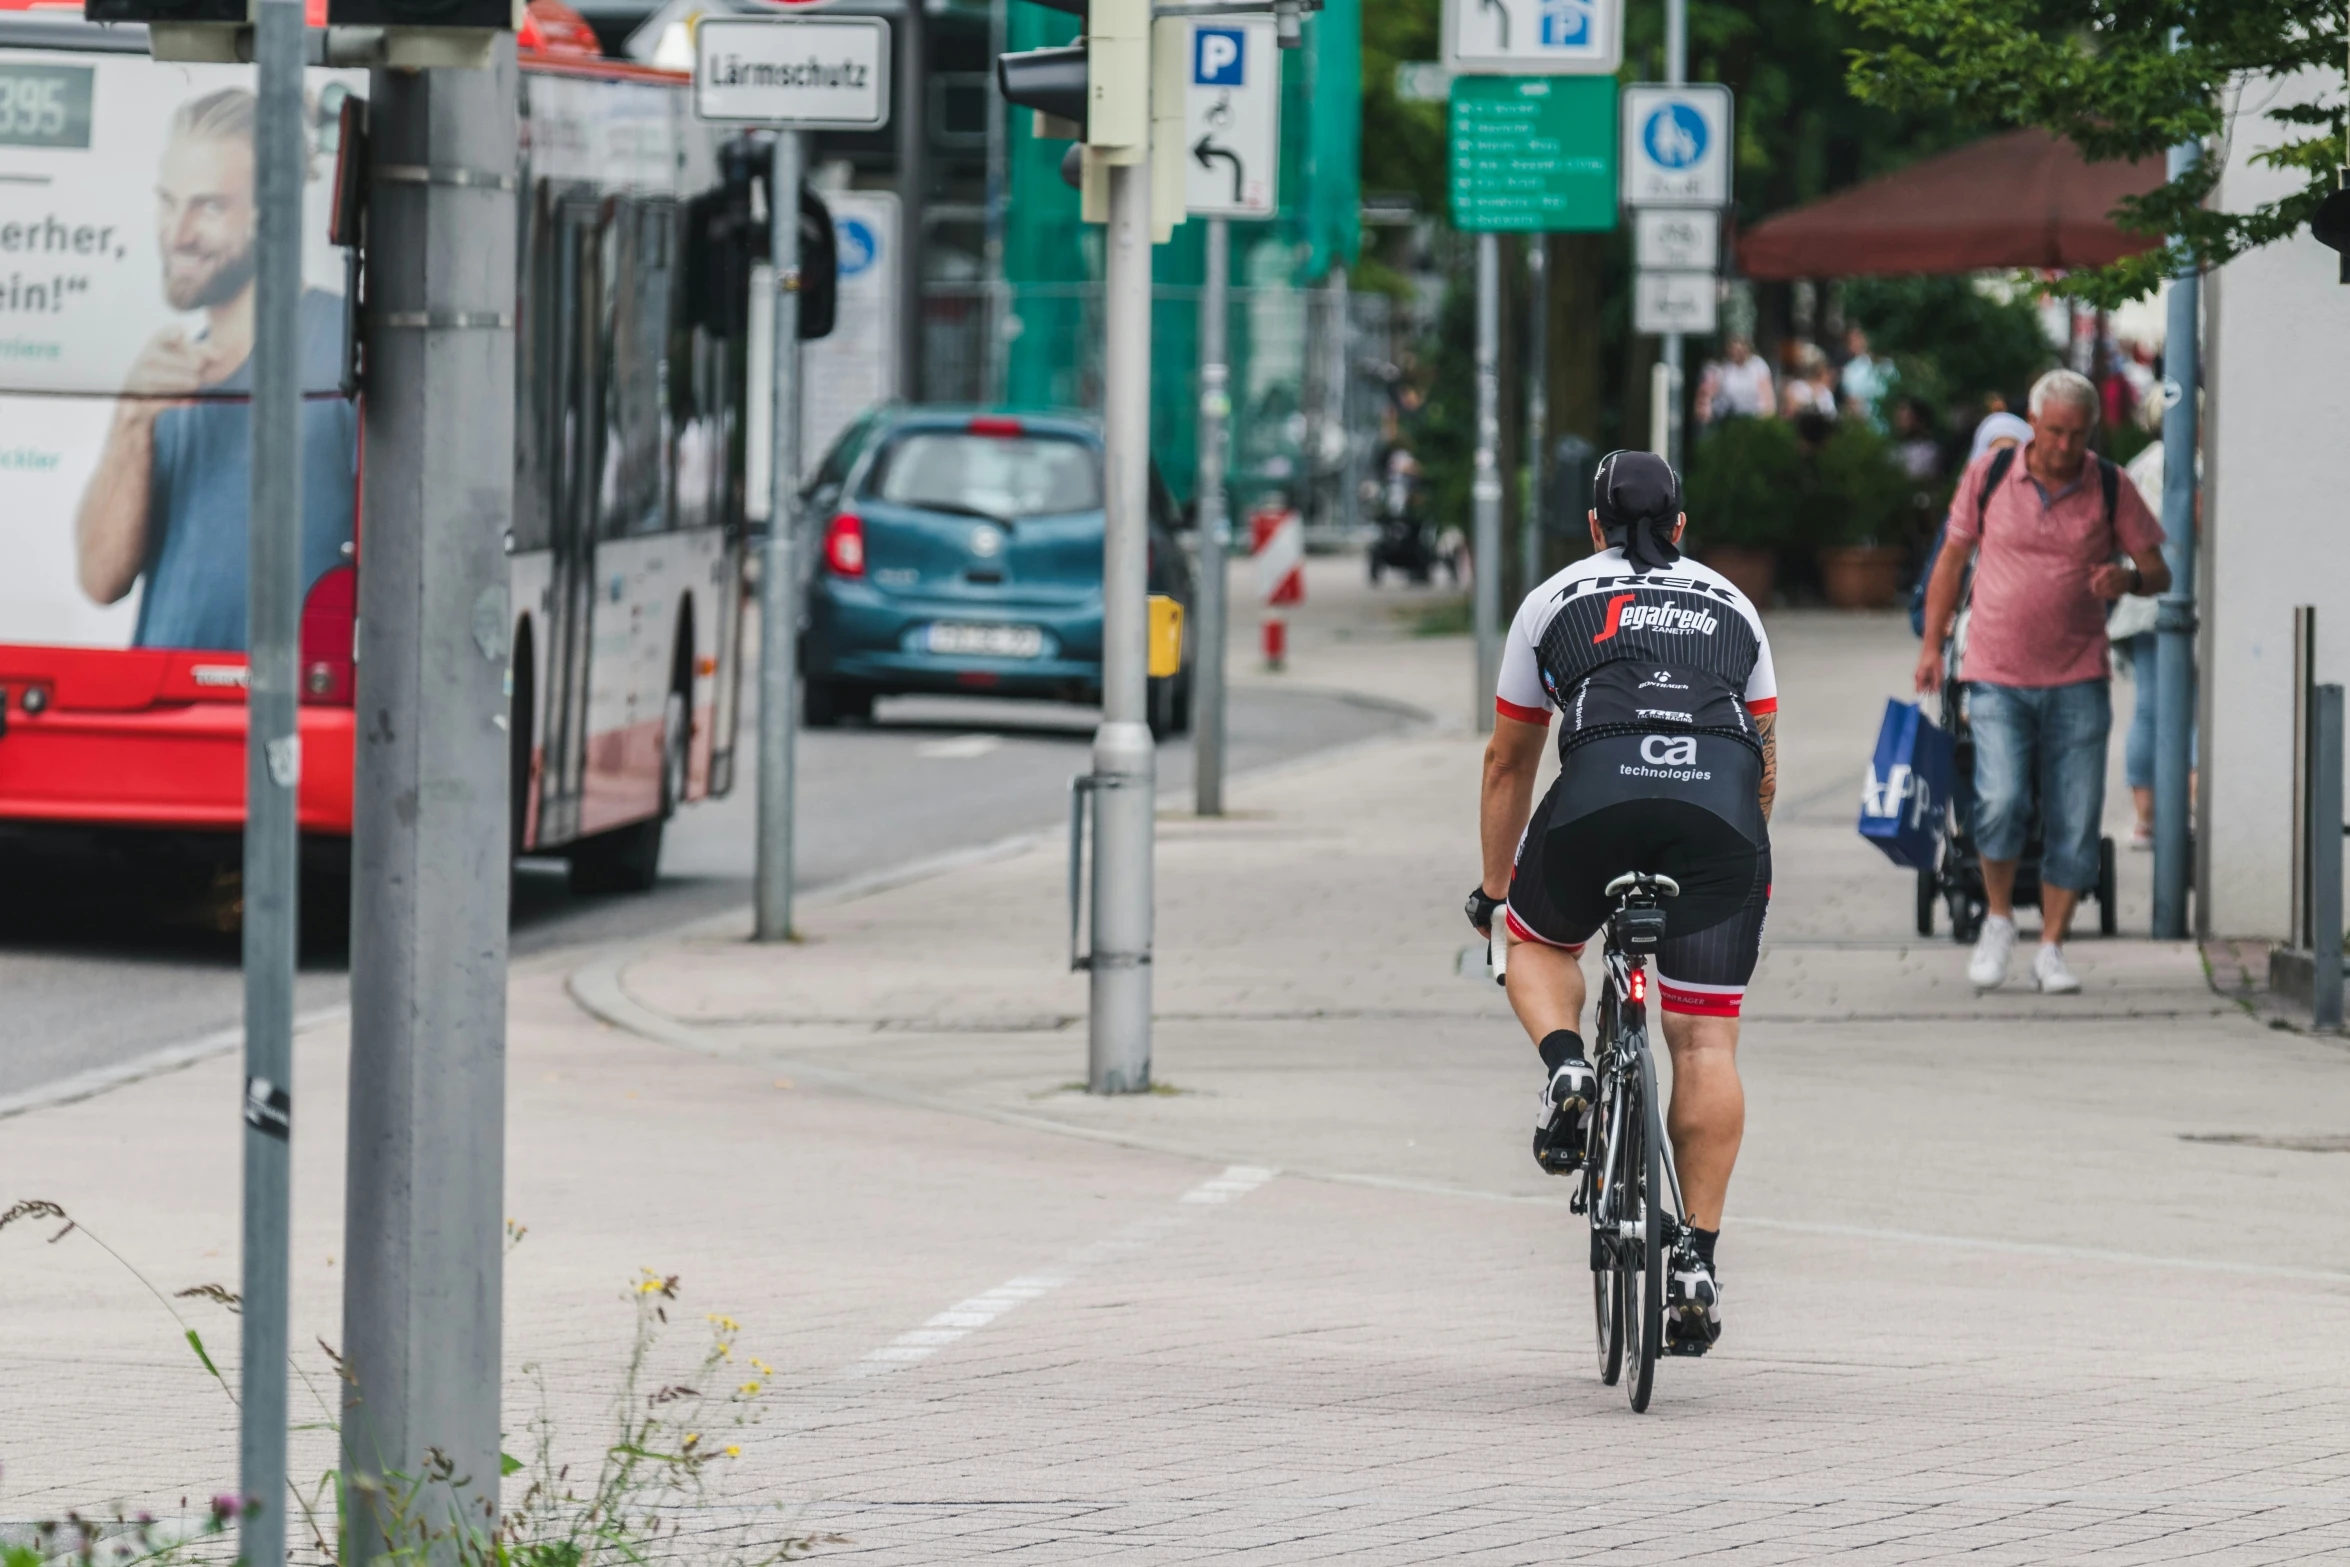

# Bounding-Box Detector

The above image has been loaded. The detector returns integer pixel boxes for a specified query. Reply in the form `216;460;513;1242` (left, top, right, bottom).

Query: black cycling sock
1689;1226;1719;1267
1538;1029;1587;1072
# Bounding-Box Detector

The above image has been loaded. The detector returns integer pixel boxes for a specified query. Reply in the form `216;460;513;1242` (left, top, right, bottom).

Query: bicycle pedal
1588;1229;1613;1273
1568;1188;1587;1215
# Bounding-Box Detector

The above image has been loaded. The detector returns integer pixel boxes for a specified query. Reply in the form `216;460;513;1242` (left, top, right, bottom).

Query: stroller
1917;627;2117;942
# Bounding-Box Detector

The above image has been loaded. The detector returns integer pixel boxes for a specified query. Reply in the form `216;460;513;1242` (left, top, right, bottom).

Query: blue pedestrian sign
1641;103;1708;169
1194;26;1245;85
1620;82;1732;207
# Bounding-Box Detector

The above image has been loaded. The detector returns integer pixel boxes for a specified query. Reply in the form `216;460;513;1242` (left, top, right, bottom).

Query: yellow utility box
1147;595;1185;679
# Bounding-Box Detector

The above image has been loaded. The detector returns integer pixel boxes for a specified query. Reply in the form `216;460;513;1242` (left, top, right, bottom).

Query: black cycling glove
1464;885;1504;934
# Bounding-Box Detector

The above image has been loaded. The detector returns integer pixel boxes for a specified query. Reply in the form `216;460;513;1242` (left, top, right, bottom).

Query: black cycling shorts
1503;731;1771;1018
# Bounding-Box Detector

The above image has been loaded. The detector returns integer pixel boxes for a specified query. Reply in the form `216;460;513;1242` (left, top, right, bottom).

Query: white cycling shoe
1665;1246;1721;1355
1532;1058;1597;1175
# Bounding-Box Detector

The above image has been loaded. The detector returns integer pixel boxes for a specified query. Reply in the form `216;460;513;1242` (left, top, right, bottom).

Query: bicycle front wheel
1623;1045;1665;1413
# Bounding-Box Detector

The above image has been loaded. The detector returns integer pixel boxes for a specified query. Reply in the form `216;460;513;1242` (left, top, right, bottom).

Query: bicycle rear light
1629;968;1646;1004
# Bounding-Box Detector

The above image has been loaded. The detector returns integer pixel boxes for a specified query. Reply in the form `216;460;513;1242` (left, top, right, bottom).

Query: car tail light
966;416;1025;438
300;565;357;707
824;512;866;577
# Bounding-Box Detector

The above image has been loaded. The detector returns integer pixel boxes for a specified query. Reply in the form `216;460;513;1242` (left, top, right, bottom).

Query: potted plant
1684;415;1801;604
1810;422;1913;608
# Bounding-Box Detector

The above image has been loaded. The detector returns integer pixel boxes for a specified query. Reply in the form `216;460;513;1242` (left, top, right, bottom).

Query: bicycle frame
1580;895;1690;1257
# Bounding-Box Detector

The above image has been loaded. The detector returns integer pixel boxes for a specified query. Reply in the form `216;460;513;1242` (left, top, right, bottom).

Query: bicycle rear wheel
1623;1046;1665;1413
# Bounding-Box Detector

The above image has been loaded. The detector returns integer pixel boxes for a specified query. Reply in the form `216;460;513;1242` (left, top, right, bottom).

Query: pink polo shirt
1944;442;2164;689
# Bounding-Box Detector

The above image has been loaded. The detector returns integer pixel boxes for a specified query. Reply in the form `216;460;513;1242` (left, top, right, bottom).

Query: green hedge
1684;415;1915;552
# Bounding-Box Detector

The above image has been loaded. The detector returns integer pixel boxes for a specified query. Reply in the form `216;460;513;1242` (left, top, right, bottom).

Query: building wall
2201;72;2350;938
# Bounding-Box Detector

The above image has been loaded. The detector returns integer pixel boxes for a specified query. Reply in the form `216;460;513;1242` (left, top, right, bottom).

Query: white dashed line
845;1165;1276;1377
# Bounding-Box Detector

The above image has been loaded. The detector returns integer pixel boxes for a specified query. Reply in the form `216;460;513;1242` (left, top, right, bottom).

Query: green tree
1833;0;2345;304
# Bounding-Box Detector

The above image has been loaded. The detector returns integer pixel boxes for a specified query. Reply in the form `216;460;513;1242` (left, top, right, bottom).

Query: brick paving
6;568;2349;1562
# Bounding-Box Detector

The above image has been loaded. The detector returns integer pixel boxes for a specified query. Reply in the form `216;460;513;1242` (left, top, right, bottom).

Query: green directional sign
1448;74;1618;233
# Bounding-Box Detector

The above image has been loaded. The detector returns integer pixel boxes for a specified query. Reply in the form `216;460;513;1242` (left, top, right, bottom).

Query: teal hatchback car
796;407;1195;735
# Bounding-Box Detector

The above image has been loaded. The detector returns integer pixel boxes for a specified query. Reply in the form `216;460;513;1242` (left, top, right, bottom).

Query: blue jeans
1968;679;2111;892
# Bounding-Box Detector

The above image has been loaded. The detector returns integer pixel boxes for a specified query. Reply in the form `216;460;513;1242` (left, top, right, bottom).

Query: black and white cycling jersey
1494;549;1778;749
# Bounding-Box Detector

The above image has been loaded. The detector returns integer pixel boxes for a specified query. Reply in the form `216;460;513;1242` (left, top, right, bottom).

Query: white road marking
916;734;1002;760
845;1165;1276;1378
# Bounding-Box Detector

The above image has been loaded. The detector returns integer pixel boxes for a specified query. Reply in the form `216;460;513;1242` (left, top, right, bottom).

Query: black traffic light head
996;45;1088;136
325;0;521;29
83;0;246;21
685;138;837;342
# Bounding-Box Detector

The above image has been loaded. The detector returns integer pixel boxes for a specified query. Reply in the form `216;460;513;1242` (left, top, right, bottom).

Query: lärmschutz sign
693;17;892;129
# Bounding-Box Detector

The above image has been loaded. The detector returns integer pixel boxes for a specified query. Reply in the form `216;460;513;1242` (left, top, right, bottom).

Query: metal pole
238;2;302;1559
342;47;518;1562
755;130;805;943
1660;0;1687;472
897;0;927;400
1088;157;1155;1093
1523;235;1547;597
983;0;1009;402
1194;215;1230;816
2151;133;2201;939
1330;264;1355;539
1472;231;1501;735
2313;684;2344;1029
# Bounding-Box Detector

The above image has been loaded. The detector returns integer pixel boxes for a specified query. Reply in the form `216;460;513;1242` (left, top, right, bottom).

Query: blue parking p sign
1194;26;1244;85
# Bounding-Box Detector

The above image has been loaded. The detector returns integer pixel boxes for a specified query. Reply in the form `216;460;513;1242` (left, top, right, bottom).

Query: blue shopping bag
1857;699;1954;870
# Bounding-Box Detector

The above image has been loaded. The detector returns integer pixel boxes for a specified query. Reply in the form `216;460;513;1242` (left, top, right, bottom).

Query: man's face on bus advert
155;130;255;313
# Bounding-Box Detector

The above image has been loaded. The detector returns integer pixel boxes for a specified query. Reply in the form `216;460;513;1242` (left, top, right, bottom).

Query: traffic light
998;0;1186;241
325;0;523;67
83;0;249;63
685;137;839;344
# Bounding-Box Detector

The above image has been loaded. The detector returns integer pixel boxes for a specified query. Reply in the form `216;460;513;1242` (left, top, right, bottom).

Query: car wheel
804;678;842;729
569;817;663;895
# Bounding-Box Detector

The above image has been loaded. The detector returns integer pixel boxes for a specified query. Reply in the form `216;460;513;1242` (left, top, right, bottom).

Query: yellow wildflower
738;1380;761;1396
724;1446;741;1459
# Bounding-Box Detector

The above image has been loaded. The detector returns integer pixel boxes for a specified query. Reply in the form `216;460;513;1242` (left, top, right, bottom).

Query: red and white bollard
1250;503;1304;672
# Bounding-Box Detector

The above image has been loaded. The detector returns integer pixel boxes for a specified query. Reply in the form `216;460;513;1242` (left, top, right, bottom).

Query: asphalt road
0;682;1412;1105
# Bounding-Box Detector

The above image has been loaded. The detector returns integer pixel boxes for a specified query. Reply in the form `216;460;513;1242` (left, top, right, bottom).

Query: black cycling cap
1591;449;1683;571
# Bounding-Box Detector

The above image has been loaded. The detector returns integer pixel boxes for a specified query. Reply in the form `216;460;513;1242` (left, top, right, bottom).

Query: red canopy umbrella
1736;128;2166;279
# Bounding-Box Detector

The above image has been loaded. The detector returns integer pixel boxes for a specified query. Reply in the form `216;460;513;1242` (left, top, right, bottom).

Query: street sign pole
239;3;302;1560
1660;0;1686;472
1195;213;1231;816
1523;235;1546;597
2153;130;2202;939
1473;230;1502;735
344;45;520;1561
694;14;891;942
1090;154;1157;1092
756;127;805;943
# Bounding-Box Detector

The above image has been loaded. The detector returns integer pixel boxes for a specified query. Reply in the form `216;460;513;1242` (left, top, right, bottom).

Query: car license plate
926;622;1045;659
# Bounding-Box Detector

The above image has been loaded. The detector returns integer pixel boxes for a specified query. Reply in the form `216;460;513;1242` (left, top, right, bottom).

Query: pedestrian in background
1839;326;1889;424
1697;335;1774;424
1913;370;2170;995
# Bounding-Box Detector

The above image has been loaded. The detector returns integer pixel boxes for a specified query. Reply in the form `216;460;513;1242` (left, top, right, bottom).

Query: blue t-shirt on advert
133;288;358;652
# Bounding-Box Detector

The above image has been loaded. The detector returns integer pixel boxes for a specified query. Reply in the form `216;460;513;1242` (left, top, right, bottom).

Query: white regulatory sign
1634;208;1719;271
1441;0;1623;76
1185;16;1280;218
1634;270;1719;335
694;16;891;128
1621;82;1732;207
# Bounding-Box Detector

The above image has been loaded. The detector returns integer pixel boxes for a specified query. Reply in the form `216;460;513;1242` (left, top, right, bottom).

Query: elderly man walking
1914;370;2170;993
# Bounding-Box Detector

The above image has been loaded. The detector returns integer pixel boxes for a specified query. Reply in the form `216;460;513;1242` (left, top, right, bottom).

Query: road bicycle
1574;871;1695;1412
1486;870;1698;1411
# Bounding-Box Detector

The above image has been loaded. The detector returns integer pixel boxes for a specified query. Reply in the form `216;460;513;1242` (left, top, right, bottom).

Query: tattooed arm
1755;709;1777;824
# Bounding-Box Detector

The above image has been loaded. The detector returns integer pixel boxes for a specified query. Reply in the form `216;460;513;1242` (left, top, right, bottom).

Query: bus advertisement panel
0;50;363;655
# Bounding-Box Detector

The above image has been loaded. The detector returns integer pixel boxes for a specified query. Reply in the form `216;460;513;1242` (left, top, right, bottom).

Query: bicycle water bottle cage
1617;903;1669;951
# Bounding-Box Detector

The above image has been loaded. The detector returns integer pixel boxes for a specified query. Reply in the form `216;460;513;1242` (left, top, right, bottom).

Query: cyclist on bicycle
1465;450;1778;1354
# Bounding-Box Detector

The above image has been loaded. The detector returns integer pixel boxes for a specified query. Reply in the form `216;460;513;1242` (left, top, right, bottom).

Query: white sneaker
1968;915;2016;990
2033;943;2082;994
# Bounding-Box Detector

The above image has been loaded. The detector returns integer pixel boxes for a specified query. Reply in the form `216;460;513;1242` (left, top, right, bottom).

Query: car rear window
865;431;1102;520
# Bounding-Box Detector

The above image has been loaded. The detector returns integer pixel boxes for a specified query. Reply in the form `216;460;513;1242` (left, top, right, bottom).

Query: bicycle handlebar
1604;871;1680;899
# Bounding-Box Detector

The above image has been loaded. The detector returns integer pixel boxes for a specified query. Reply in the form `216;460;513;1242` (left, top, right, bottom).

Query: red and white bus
0;1;753;893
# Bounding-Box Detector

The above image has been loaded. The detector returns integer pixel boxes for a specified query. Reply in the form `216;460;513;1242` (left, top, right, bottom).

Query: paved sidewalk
7;565;2350;1564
